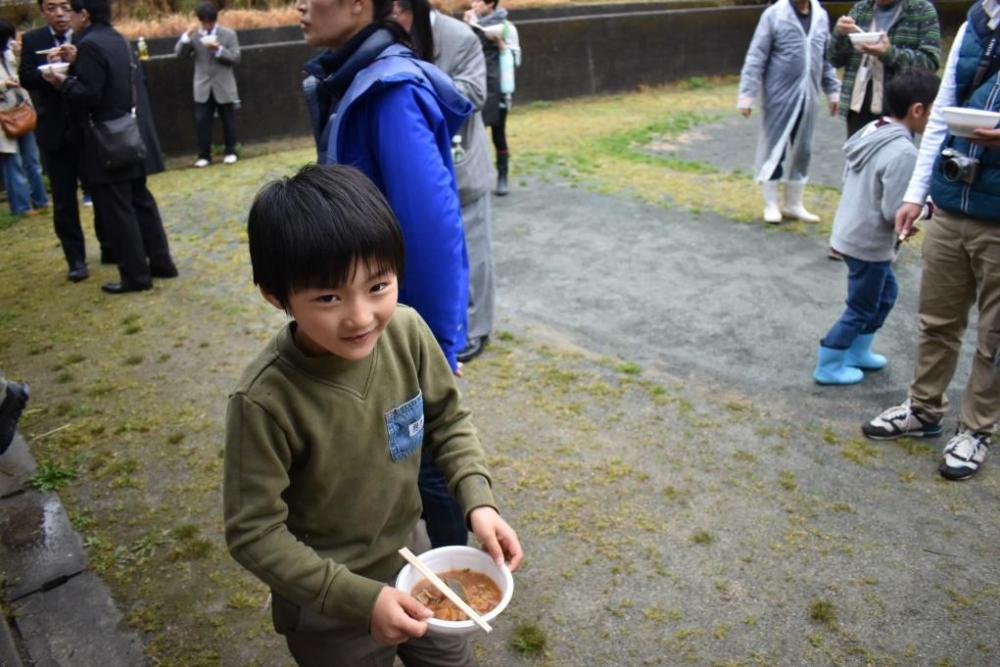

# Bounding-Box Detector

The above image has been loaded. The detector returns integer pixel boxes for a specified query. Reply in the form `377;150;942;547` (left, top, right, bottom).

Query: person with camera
862;0;1000;481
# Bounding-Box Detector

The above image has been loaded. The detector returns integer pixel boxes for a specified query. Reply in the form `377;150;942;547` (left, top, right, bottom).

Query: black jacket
19;26;73;152
61;23;143;185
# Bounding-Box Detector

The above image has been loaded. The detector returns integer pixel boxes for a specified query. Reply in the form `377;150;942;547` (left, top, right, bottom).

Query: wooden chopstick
398;547;492;632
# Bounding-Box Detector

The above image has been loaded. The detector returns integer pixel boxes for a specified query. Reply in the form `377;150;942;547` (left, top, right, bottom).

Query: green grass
29;460;77;492
510;622;548;656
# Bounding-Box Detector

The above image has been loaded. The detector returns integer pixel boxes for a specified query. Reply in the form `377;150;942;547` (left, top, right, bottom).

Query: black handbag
89;59;146;170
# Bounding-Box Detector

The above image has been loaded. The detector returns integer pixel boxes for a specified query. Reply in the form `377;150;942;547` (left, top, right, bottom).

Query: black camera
941;148;980;184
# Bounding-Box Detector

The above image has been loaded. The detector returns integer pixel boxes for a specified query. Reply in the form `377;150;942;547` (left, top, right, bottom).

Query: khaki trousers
909;208;1000;431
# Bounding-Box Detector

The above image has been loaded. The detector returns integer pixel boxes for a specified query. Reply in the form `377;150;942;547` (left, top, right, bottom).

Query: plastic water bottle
451;134;465;163
499;49;515;95
137;36;149;61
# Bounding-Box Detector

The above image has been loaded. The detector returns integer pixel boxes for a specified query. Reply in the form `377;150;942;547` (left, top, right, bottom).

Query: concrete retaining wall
143;1;971;156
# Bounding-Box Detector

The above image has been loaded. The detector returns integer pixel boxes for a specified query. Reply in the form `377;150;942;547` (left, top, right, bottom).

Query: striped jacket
827;0;941;118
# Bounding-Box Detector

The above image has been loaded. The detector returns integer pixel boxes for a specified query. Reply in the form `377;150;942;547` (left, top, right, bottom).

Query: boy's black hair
248;164;405;308
195;1;219;23
69;0;111;24
885;68;940;118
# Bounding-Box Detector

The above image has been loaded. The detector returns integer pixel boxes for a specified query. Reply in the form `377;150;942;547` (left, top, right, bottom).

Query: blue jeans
822;255;898;349
4;133;48;214
418;455;469;548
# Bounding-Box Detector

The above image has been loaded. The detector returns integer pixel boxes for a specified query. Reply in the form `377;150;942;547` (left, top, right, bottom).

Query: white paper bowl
394;546;513;637
200;36;218;46
849;31;883;46
37;62;69;75
941;106;1000;139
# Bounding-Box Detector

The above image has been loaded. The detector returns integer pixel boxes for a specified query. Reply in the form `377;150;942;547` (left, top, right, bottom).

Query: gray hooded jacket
830;120;917;262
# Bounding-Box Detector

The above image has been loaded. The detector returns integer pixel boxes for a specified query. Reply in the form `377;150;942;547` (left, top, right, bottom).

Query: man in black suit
19;0;105;282
43;0;176;294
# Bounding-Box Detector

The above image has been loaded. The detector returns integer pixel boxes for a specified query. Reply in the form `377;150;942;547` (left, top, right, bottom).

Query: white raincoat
737;0;841;183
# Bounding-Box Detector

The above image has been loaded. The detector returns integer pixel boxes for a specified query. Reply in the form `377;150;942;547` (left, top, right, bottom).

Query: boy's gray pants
271;591;476;667
461;194;494;341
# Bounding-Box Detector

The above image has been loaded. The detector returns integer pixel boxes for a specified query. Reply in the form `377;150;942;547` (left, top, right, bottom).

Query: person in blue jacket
299;0;472;373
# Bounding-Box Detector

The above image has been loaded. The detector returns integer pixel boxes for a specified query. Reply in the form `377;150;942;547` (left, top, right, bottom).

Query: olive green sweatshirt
223;305;496;629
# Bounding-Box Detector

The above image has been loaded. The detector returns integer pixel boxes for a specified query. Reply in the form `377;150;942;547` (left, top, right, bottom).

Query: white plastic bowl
37;62;69;75
849;31;883;46
200;35;219;46
941;106;1000;138
394;545;513;637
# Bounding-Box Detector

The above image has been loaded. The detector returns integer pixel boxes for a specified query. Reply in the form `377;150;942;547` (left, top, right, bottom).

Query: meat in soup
411;568;502;621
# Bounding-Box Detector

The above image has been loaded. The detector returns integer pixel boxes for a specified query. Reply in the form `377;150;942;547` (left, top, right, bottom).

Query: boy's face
266;260;398;360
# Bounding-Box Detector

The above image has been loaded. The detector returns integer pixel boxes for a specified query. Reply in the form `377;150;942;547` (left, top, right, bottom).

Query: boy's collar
278;322;378;389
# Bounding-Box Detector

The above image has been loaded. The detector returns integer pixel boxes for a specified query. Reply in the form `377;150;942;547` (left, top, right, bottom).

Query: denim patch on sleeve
385;392;424;462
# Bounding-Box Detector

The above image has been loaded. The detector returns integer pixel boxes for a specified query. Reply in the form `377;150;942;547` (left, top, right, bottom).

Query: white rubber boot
763;181;782;224
781;181;820;222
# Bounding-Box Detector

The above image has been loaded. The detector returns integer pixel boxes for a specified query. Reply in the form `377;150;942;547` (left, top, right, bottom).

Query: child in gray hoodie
814;69;940;385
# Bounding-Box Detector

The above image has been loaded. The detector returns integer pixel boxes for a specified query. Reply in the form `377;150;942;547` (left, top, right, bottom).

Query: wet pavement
0;434;146;666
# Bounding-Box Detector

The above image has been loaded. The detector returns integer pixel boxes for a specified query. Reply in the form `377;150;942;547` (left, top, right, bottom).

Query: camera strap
966;25;1000;104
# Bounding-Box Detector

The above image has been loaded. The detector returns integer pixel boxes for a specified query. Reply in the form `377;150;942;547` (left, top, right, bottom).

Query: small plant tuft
510;622;547;656
29;460;77;492
808;599;837;627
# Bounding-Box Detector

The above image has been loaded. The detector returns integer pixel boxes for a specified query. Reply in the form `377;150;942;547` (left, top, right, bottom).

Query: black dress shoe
150;265;179;279
456;336;489;363
101;281;152;295
67;264;89;282
0;381;29;456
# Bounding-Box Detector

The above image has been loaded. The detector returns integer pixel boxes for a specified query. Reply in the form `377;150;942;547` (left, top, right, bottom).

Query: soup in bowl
394;545;514;636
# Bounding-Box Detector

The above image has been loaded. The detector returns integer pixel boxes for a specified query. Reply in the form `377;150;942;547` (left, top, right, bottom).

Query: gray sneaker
939;429;990;481
862;400;943;440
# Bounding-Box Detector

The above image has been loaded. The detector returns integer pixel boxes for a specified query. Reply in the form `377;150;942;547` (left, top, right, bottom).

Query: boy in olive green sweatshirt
223;164;523;667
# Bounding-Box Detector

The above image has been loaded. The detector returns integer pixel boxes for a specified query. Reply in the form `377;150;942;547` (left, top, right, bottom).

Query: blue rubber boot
813;345;864;385
844;334;887;370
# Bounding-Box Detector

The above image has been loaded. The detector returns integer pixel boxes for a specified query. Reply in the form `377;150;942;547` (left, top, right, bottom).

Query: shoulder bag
0;58;36;139
88;57;146;170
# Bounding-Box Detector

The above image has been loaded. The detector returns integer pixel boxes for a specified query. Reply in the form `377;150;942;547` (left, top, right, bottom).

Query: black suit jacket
62;23;144;185
19;26;72;152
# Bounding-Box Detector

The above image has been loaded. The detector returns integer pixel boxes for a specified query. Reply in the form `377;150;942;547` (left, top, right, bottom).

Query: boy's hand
469;506;523;571
895;202;923;240
370;587;432;645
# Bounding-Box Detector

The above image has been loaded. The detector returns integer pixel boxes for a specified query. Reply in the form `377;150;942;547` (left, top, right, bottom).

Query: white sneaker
194;158;210;168
939;428;990;481
223;154;238;165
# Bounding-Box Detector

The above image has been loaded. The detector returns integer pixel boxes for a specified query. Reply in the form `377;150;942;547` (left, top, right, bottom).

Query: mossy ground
2;80;997;665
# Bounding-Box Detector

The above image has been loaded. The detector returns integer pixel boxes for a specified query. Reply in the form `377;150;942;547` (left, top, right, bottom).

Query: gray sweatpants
461;194;495;340
271;591;476;667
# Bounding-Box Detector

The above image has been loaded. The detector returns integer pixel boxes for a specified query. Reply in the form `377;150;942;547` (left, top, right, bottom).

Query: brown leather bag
0;92;37;139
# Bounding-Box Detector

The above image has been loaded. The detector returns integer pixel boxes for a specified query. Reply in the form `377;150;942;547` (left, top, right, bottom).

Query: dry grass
115;0;702;39
117;7;300;40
